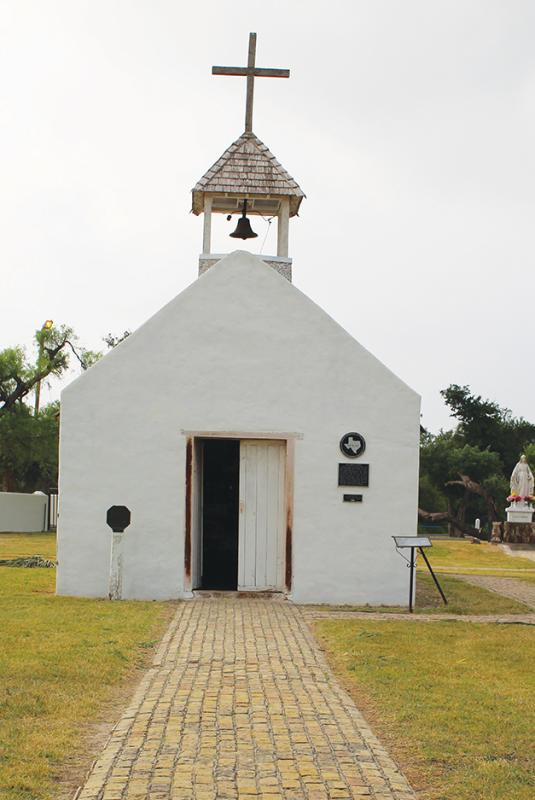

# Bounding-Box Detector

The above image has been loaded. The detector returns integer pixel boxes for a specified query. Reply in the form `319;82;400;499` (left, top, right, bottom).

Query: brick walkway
453;574;535;610
75;599;415;800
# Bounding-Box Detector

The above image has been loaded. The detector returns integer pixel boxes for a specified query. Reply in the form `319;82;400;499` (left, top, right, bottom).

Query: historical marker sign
340;432;366;458
338;463;369;487
343;494;363;503
393;536;432;549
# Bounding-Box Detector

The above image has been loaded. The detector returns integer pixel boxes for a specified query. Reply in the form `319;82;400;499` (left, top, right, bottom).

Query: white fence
0;492;49;532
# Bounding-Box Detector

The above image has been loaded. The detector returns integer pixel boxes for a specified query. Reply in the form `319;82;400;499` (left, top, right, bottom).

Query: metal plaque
106;505;131;533
340;432;366;458
343;494;363;502
393;536;432;549
338;463;369;486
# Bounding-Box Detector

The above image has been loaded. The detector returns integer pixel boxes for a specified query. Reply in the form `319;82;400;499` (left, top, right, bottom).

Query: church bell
229;200;258;240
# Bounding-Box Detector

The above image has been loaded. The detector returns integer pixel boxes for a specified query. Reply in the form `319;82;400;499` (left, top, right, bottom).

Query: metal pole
34;320;53;416
408;547;416;613
34;334;44;417
419;547;448;605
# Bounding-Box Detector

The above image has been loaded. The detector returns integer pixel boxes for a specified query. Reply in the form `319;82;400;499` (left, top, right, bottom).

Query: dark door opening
201;439;240;589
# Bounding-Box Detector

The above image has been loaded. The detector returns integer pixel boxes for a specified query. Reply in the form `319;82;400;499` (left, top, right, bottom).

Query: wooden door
238;440;286;590
191;439;204;590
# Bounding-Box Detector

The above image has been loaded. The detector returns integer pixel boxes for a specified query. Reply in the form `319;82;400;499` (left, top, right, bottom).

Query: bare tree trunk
1;469;16;492
418;508;479;538
446;498;465;537
446;474;500;522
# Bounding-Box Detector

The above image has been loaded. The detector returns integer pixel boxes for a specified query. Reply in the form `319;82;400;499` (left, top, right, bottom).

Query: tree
419;386;535;535
524;443;535;467
0;402;59;492
441;385;535;474
0;324;98;491
0;324;98;417
0;326;133;490
419;430;505;535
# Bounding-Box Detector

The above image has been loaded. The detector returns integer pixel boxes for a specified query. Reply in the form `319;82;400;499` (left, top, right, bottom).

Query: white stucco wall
57;251;420;604
0;492;48;532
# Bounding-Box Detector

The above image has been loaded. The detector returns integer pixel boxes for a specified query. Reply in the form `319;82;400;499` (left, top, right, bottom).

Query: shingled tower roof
192;132;305;217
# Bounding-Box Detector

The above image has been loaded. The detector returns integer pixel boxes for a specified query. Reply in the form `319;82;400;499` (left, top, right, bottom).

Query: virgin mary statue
510;455;534;499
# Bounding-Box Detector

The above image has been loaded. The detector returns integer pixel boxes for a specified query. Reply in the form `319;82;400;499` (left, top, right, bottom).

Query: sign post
393;536;447;613
408;545;416;613
106;506;131;600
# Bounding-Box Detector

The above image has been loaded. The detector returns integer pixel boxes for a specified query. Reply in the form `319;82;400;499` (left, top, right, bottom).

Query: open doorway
201;439;240;589
186;434;292;594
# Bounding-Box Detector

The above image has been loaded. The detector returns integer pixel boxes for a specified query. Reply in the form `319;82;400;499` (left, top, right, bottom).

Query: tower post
202;196;213;254
277;198;290;258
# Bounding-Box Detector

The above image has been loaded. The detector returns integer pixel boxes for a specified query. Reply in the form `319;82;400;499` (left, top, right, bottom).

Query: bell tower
191;33;305;282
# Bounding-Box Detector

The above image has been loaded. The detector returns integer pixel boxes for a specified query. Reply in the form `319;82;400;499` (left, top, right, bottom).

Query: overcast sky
1;1;534;431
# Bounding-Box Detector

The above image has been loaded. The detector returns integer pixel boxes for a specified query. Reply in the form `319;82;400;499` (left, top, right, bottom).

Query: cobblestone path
76;599;415;800
453;574;535;610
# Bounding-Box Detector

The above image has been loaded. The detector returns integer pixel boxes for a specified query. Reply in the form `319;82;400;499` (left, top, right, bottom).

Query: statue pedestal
506;502;534;524
502;521;535;544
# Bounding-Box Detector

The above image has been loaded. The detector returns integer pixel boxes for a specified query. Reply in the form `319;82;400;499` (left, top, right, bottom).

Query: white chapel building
57;35;420;605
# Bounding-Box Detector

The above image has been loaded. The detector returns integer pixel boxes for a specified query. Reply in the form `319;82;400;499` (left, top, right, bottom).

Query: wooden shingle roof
192;132;305;217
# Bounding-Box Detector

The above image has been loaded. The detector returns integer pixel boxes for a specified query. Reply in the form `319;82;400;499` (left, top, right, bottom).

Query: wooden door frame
183;430;300;594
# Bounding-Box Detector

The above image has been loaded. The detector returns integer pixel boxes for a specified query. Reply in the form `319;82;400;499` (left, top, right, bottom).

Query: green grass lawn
422;538;535;577
0;531;56;560
319;572;530;615
415;573;530;613
0;533;173;800
316;619;535;800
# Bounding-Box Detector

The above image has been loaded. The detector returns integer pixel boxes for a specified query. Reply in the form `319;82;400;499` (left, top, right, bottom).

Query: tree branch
63;339;86;368
445;473;500;521
0;366;53;413
1;338;71;415
418;507;479;537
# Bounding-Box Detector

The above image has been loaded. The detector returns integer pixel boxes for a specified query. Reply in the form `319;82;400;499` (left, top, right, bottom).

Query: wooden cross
212;32;290;133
